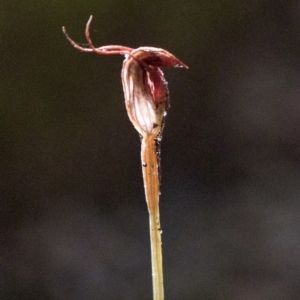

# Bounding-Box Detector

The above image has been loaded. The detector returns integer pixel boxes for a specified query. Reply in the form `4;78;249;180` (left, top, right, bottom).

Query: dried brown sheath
62;16;187;300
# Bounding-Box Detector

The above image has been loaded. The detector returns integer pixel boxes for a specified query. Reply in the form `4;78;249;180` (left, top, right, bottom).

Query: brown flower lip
62;15;188;136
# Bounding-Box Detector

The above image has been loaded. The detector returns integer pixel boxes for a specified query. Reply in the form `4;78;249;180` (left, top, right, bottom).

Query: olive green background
1;0;300;299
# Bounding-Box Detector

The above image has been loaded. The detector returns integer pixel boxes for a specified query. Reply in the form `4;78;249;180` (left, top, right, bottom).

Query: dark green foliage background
1;0;300;299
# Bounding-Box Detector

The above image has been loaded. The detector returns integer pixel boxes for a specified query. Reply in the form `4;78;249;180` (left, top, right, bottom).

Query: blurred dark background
1;0;300;299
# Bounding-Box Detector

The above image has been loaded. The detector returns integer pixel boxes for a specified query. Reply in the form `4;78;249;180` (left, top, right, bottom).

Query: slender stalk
141;135;164;300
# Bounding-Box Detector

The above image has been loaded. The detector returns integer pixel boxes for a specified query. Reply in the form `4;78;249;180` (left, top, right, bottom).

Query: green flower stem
141;135;164;300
